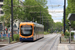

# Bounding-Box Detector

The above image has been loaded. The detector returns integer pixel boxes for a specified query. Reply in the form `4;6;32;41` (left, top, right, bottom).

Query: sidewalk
58;44;75;50
0;43;9;48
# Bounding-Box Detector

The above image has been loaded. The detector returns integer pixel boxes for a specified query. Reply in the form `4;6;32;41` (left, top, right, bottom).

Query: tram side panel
34;26;44;40
34;26;37;40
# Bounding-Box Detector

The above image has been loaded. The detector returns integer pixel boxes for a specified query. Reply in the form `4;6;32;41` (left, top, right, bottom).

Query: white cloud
47;0;68;23
48;9;63;23
48;8;63;11
49;13;63;17
54;20;62;23
48;9;63;16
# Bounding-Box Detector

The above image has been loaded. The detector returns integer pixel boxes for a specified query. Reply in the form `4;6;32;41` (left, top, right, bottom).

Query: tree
2;0;24;27
53;22;63;32
66;0;75;30
1;0;54;31
23;0;54;31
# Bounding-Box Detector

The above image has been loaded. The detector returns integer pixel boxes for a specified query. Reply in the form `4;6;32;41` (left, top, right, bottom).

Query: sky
47;0;67;23
22;0;67;23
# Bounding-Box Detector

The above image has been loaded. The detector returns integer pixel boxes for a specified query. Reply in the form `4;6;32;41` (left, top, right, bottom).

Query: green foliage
44;31;50;35
71;32;74;36
60;31;63;34
10;37;12;42
1;0;54;31
0;16;4;22
65;32;70;36
66;0;75;30
1;0;22;27
10;34;19;42
52;22;63;32
48;29;50;33
13;34;19;41
36;0;47;7
65;31;74;37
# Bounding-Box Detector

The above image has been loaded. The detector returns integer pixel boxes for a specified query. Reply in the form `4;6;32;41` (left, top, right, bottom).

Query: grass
11;41;17;44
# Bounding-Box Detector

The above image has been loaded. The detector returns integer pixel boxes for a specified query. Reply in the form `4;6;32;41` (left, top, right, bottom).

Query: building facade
0;0;4;17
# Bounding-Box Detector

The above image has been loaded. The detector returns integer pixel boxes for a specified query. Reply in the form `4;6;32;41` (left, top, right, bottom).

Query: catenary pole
11;0;14;41
64;0;66;35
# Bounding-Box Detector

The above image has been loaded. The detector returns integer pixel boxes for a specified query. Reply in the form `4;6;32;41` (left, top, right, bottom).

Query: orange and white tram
19;22;44;41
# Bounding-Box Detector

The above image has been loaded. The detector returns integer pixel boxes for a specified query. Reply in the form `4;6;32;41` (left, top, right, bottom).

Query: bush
44;31;50;35
65;31;70;36
10;37;12;42
65;31;74;37
13;34;19;41
71;32;74;36
48;29;50;33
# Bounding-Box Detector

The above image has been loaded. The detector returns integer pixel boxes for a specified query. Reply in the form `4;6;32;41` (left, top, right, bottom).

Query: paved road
0;34;60;50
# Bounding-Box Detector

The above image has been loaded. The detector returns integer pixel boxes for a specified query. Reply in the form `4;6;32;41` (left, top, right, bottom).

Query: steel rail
49;36;59;50
39;34;58;50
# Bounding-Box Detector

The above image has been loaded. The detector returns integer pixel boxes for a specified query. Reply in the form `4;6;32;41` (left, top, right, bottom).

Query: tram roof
20;22;44;28
34;22;44;28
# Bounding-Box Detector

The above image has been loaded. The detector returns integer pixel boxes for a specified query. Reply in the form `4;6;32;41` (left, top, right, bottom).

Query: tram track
0;42;29;50
39;34;59;50
23;34;58;50
0;34;59;50
49;36;59;50
6;42;29;50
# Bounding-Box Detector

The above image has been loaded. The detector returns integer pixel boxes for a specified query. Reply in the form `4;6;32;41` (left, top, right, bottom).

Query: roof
67;13;75;21
34;22;44;28
20;22;44;28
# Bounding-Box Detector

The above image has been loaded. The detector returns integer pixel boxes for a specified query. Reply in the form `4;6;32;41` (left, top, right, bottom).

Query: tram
19;22;44;41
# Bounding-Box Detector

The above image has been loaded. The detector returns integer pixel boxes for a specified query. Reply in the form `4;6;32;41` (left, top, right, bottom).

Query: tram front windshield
21;25;32;36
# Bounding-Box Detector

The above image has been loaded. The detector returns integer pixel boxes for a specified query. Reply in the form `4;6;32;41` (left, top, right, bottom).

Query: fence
60;36;75;44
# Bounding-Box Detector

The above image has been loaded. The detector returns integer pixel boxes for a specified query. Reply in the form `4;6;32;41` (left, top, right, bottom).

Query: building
0;0;4;17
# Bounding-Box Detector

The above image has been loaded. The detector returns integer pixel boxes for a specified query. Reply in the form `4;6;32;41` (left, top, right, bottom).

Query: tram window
21;25;32;36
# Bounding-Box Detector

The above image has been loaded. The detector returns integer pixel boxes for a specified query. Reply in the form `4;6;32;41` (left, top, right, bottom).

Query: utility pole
64;0;66;35
3;18;5;34
42;14;43;25
11;0;14;41
68;21;71;43
40;10;41;24
47;19;48;32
